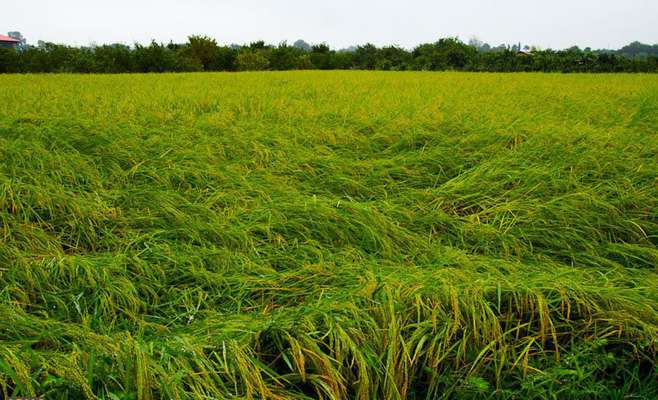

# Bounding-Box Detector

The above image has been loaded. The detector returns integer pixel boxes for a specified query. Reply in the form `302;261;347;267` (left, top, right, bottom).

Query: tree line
1;36;657;73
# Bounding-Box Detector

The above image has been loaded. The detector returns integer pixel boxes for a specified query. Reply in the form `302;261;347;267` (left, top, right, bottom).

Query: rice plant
0;71;656;399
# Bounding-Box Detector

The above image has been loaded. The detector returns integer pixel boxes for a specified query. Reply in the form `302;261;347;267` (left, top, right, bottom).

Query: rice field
0;71;656;399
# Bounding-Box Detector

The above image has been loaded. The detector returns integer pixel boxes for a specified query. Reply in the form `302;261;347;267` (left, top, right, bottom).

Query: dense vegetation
0;72;657;399
1;36;658;73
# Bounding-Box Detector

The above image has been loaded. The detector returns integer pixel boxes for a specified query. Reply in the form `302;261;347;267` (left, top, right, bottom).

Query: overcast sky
2;0;656;49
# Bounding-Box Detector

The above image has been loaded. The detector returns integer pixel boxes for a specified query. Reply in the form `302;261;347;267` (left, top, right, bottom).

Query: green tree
353;43;380;69
269;42;306;70
0;47;19;73
413;38;476;70
94;44;134;73
235;49;269;71
310;44;333;69
185;35;219;70
133;41;177;72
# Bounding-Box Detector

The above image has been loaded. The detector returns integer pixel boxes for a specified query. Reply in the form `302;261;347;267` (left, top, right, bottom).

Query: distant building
0;34;20;49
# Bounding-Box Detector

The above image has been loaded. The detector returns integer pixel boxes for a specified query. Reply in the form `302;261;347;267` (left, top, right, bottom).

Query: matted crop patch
0;71;656;399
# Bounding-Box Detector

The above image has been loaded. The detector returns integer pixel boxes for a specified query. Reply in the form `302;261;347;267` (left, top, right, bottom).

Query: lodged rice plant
0;71;656;399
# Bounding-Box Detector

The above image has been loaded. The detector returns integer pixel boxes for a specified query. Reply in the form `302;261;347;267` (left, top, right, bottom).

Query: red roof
0;34;19;42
